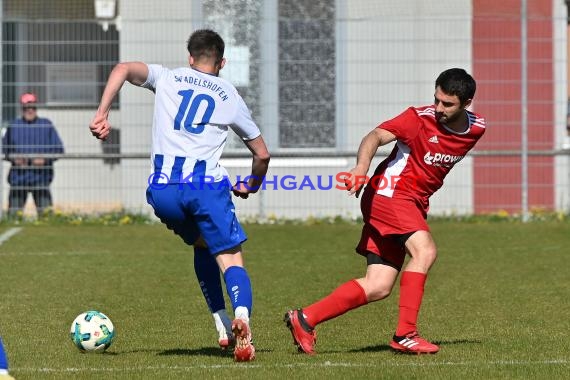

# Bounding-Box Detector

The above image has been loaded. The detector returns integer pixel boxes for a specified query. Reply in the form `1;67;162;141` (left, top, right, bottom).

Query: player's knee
365;283;392;302
417;248;437;267
427;248;438;263
368;289;391;302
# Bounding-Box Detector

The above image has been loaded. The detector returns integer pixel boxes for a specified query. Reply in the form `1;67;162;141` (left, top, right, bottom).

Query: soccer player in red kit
285;68;485;354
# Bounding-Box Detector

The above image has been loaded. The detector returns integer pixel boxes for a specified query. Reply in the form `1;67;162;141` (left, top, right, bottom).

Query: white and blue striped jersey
142;64;261;183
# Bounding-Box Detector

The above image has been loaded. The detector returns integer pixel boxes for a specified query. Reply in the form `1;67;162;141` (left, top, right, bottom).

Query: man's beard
436;111;461;124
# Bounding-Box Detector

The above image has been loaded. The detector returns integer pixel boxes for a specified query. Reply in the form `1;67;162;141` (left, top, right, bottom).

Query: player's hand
32;158;46;166
232;181;251;199
345;168;368;198
89;114;111;140
13;158;27;166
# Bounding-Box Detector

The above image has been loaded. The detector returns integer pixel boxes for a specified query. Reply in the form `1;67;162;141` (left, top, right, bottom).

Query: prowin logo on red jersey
423;151;464;167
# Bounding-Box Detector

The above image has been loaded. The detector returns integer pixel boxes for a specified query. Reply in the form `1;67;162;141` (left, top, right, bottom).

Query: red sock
395;271;427;336
303;279;368;328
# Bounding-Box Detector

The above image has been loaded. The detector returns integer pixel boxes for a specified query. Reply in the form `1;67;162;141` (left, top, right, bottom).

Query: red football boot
390;332;439;354
218;332;235;351
284;309;317;355
231;318;255;362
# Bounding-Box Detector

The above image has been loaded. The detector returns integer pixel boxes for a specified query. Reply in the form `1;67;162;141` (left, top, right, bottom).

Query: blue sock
0;336;8;370
223;266;253;316
194;247;226;313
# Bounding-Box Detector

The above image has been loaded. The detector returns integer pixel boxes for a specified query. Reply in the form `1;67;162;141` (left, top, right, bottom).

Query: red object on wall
472;0;554;213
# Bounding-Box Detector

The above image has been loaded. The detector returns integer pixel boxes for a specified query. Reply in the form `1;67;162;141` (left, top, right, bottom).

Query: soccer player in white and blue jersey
0;336;14;380
89;29;270;362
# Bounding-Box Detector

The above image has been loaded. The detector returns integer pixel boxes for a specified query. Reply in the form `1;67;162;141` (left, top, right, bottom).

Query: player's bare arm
232;135;270;199
90;62;149;140
346;128;396;196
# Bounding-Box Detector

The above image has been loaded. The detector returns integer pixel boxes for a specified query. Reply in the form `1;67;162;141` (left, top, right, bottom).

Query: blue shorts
146;181;247;254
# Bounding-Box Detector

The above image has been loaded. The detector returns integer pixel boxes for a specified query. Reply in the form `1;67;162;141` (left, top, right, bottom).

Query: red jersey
373;105;486;211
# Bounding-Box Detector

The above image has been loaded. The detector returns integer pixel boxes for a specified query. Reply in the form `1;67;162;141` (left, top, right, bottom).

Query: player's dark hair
435;68;476;105
187;29;225;65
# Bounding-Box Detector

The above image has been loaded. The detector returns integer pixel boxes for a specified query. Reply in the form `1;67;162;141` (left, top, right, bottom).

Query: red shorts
356;185;429;269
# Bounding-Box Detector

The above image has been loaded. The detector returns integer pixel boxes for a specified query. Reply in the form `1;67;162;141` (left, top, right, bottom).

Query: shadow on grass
348;339;482;353
158;347;273;357
347;344;393;353
159;347;232;357
111;347;230;357
433;339;482;346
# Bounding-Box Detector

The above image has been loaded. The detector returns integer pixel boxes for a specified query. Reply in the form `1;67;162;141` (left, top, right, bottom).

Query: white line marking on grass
0;227;22;246
13;359;570;373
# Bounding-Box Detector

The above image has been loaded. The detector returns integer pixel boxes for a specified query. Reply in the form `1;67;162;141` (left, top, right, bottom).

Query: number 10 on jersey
174;89;215;134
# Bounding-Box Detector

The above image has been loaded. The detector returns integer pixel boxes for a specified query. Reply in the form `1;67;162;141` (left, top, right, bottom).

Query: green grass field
1;221;569;379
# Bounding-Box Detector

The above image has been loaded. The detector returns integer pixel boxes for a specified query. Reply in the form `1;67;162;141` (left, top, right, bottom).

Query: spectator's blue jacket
2;117;64;186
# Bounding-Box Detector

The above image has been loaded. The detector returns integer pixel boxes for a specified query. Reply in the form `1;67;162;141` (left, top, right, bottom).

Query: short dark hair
435;68;476;105
187;29;224;65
